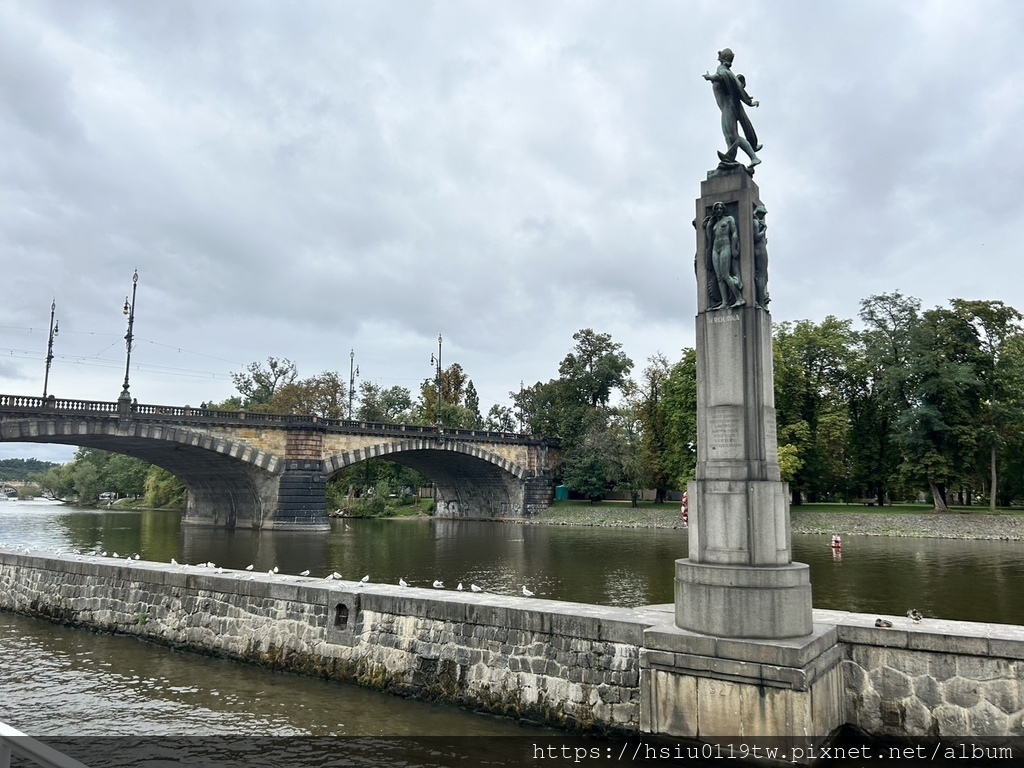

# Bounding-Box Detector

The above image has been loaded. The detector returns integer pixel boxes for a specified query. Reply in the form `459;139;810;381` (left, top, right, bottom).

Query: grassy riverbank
529;500;1024;540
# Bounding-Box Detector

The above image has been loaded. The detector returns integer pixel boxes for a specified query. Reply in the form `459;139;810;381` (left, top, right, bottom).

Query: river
1;499;1021;765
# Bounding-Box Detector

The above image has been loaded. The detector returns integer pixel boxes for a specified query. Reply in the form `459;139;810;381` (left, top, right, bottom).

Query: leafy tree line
31;448;185;509
38;292;1024;513
774;294;1024;511
0;458;59;481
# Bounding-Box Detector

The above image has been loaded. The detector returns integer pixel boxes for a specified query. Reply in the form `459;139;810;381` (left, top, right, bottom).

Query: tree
416;363;479;428
271;370;347;419
231;357;298;409
859;293;923;504
661;349;698;490
887;304;983;510
632;354;673;502
773;317;855;504
949;299;1024;511
485;404;516;432
144;466;186;509
356;381;413;423
464;381;483;429
558;329;634;409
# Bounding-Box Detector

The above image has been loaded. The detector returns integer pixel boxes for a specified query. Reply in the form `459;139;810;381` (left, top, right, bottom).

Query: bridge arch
324;437;530;518
1;416;285;528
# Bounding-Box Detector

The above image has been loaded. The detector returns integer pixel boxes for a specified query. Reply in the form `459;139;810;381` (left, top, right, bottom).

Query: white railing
0;722;90;768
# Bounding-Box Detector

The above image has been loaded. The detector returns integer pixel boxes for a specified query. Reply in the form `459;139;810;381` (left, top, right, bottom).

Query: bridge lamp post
348;349;359;420
119;270;139;404
42;299;59;398
430;334;442;427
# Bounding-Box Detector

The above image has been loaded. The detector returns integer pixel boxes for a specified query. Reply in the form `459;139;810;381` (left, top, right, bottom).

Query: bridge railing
0;394;557;446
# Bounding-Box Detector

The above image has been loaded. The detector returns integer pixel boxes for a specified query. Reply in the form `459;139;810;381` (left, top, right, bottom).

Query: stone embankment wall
0;550;658;732
1;550;1023;740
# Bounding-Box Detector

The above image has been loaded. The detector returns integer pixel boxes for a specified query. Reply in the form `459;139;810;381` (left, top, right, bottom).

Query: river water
1;499;1022;765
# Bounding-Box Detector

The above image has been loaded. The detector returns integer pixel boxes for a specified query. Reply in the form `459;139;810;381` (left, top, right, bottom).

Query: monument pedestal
641;620;843;745
674;170;813;640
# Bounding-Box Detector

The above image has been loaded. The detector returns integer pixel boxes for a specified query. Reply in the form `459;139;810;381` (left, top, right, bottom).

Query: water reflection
2;500;1023;624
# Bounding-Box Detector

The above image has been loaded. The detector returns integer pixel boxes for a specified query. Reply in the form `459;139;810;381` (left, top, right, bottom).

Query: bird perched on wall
432;580;444;589
299;570;310;576
457;583;464;591
874;618;893;628
399;578;409;587
907;608;924;623
333;572;341;580
522;586;534;597
360;575;369;583
471;584;483;593
245;564;254;571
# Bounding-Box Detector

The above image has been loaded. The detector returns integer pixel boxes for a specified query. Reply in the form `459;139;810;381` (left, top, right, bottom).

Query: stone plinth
676;169;812;640
641;620;843;744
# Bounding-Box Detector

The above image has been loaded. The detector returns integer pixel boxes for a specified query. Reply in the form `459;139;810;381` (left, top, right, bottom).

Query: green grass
791;502;1024;516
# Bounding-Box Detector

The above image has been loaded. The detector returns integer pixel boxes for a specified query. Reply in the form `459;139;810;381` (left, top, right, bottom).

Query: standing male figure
703;48;761;168
703;202;744;309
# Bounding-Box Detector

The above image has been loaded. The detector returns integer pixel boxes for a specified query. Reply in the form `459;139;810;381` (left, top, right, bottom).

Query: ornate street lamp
429;334;442;427
119;270;139;403
42;299;59;398
348;349;359;419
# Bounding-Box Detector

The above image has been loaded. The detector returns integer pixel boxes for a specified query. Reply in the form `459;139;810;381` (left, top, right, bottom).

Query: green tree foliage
0;458;60;481
356;381;413;422
515;329;634;500
773;317;855;504
661;348;698;491
485;404;516;432
949;299;1024;510
272;370;347;418
230;357;298;409
144;466;187;509
415;363;481;428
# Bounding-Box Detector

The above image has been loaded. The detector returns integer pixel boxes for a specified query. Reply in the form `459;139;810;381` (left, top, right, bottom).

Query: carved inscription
709;313;740;324
706;681;734;696
708;409;743;459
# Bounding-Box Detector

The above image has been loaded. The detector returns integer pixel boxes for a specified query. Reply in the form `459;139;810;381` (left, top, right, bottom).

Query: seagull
399;578;409;587
112;552;119;558
215;567;224;574
457;583;464;591
332;572;342;580
324;574;335;580
134;554;140;560
268;569;275;576
245;564;254;571
299;570;310;577
360;575;369;583
272;566;279;573
907;608;924;623
522;586;534;597
470;584;483;593
432;580;444;589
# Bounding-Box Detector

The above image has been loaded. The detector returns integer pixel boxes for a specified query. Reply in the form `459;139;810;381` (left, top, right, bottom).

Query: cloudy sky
2;1;1022;463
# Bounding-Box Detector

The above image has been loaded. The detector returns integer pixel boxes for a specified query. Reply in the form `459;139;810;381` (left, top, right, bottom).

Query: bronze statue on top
704;48;761;173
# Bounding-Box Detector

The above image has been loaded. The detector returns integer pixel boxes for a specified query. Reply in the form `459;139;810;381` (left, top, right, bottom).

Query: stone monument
639;51;841;744
677;47;811;641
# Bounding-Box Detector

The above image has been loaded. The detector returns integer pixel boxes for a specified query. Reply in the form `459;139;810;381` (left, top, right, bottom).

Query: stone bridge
0;394;562;531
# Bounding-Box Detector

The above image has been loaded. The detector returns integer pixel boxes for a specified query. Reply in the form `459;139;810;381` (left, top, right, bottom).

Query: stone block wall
4;550;1024;743
828;611;1024;739
0;551;654;732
